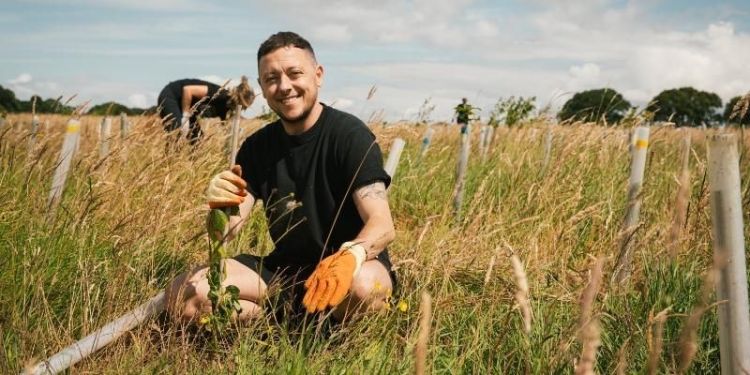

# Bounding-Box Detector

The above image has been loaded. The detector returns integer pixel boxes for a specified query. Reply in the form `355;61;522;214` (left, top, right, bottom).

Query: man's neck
282;102;324;135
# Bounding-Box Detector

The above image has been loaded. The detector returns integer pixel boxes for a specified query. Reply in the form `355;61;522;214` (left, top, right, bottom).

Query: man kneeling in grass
166;31;397;323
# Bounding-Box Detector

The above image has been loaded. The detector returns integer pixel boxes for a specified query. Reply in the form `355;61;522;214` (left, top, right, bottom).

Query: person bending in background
157;77;254;143
166;31;397;324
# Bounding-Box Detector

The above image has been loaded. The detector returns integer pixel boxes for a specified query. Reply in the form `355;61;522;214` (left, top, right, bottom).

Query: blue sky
2;0;749;121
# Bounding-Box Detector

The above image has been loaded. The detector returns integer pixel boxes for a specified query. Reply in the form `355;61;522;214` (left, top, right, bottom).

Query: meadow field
1;113;748;373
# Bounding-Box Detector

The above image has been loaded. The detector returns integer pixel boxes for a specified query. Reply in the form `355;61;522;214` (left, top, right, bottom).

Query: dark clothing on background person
232;104;395;294
157;79;230;142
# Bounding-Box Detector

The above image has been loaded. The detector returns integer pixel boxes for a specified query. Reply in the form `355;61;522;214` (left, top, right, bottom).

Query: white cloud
9;73;32;85
623;21;750;104
312;24;352;44
127;93;150;108
329;97;354;110
264;0;498;49
23;0;214;11
5;0;750;121
568;63;602;88
330;62;562;121
6;73;63;100
198;75;229;86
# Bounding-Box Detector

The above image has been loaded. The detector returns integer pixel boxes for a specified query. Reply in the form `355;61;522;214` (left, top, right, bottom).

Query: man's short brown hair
257;31;316;63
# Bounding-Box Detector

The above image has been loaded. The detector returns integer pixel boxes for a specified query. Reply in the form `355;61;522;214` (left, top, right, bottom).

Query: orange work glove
206;165;247;208
302;242;367;313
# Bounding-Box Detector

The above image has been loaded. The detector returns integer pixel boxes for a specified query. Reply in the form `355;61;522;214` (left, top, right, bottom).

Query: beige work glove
206;165;247;208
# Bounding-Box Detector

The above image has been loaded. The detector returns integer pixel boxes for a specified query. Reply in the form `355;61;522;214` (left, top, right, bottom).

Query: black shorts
233;251;398;317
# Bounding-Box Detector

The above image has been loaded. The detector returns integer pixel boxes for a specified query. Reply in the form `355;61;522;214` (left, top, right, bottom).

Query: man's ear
315;64;324;88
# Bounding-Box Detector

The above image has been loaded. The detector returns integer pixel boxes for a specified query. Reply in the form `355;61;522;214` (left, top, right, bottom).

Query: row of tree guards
19;117;750;374
422;123;749;371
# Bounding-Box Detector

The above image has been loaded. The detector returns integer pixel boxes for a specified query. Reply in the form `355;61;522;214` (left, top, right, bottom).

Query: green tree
453;99;479;124
0;85;20;113
558;88;631;125
489;96;536;127
0;87;74;114
87;101;134;116
36;96;73;114
15;95;42;112
647;87;722;126
724;94;750;125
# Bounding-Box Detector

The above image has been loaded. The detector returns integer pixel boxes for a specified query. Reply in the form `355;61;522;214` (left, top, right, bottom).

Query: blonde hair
230;76;255;110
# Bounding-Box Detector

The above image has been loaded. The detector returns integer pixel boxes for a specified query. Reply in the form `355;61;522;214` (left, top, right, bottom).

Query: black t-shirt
160;79;230;120
235;104;391;267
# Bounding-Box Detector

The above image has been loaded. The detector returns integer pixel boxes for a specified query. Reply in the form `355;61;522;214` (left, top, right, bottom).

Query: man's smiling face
258;46;324;126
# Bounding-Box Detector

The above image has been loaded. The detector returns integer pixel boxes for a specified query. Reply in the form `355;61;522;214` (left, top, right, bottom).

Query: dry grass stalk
730;92;750;122
510;255;532;334
668;134;691;257
647;307;670;374
415;292;432;375
614;338;630;375
676;267;717;374
575;257;604;375
416;220;432;247
483;254;496;286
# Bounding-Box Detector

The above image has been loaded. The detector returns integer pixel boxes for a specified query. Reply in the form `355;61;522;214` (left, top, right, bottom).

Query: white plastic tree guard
707;133;750;374
384;137;406;178
613;125;650;283
24;292;166;375
48;118;82;209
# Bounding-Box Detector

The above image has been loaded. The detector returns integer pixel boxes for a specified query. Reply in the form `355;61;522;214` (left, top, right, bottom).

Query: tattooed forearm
356;182;388;201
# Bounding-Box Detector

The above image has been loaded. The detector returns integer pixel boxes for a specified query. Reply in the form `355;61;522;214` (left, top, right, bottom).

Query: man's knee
179;296;207;323
350;261;393;308
165;262;267;324
166;267;209;323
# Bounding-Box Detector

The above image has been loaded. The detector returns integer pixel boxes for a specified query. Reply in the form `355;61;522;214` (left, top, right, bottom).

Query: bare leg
332;260;393;321
166;259;268;324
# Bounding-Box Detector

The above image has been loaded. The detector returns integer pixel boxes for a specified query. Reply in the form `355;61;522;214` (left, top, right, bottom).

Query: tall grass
1;113;748;373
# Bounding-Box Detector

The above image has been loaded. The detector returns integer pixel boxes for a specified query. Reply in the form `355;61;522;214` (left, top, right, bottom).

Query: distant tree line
3;83;748;127
0;85;74;114
0;85;154;116
87;102;156;116
558;86;749;127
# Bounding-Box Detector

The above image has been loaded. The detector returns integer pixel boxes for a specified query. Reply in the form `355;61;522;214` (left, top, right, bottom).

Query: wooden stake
119;113;129;140
452;124;471;221
486;125;495;155
28;115;40;155
99;117;112;159
227;105;241;166
414;292;432;375
541;126;553;174
707;133;750;373
479;125;489;160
